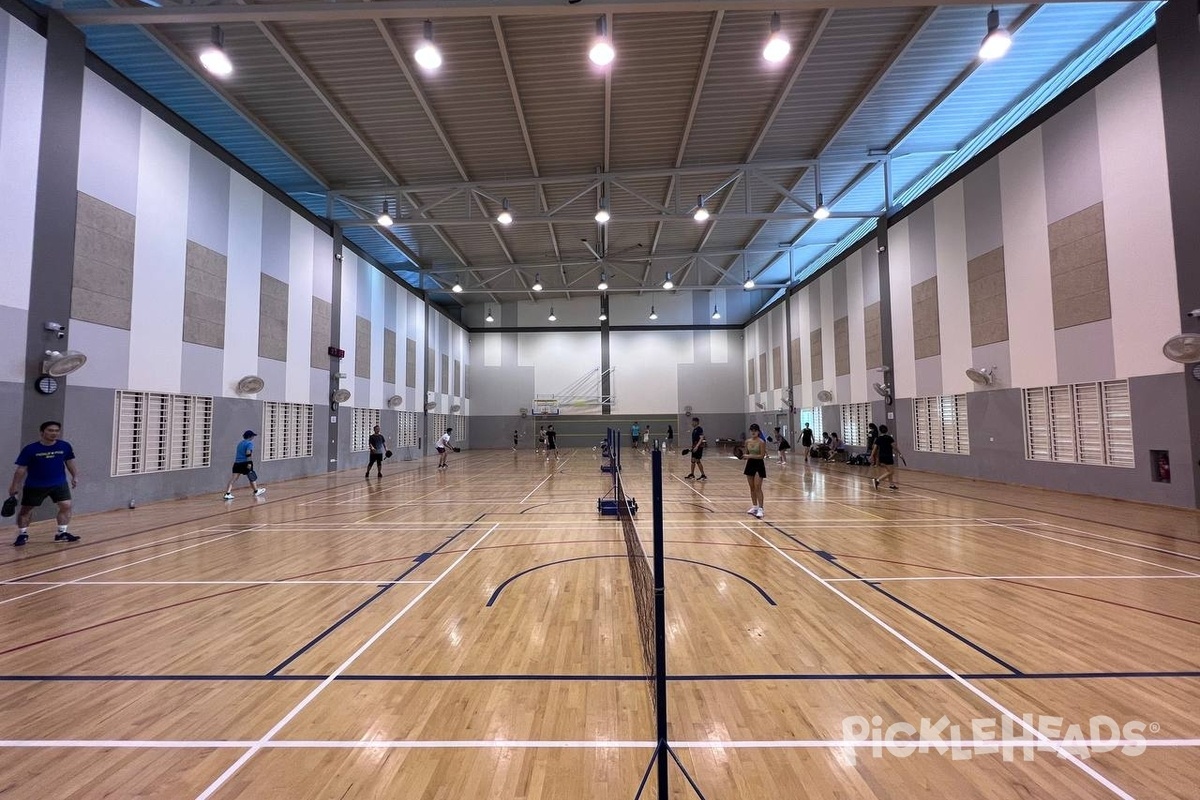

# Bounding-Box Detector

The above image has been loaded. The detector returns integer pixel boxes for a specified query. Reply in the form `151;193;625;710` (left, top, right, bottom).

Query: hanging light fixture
485;307;494;323
595;197;611;224
200;26;234;77
497;198;513;226
548;307;557;322
978;7;1012;61
376;200;393;227
589;16;615;66
649;306;658;320
693;194;710;222
743;270;755;290
532;273;543;292
415;20;443;70
597;272;608;291
813;193;830;221
762;12;790;63
711;305;721;320
599;310;608;321
662;272;674;290
451;278;463;293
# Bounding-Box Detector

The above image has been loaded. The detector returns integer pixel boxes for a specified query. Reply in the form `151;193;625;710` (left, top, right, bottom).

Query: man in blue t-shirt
223;430;266;500
8;421;80;547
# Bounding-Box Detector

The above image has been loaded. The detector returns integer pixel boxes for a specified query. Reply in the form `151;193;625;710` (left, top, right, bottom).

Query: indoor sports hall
0;0;1197;798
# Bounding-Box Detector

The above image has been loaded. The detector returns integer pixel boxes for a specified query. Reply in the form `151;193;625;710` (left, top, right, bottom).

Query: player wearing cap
224;430;266;500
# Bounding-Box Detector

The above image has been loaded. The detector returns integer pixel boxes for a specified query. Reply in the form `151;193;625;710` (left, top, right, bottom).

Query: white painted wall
999;129;1057;388
286;212;314;404
1098;49;1180;378
222;174;263;398
128;111;188;393
934;183;973;395
888;220;916;398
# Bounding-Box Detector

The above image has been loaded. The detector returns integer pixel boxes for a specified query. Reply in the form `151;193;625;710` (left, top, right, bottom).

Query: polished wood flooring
0;446;1197;799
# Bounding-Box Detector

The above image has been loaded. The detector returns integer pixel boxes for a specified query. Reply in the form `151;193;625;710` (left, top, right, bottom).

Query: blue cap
244;430;257;438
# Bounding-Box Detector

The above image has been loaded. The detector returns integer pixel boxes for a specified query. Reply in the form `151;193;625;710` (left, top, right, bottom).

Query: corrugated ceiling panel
754;7;929;162
503;15;607;176
608;12;714;170
681;9;825;166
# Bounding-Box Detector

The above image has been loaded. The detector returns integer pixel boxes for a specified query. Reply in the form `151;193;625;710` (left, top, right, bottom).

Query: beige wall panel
912;276;941;359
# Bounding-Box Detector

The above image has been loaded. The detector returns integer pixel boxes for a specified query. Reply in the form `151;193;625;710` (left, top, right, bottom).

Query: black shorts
778;441;791;451
743;460;767;478
690;447;704;460
368;452;384;464
232;462;253;475
879;457;895;466
21;483;71;507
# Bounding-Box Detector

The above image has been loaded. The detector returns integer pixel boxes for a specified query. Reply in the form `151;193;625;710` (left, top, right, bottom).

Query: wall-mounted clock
35;375;59;395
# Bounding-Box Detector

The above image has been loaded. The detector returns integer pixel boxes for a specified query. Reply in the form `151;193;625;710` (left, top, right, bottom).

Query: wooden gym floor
0;445;1197;799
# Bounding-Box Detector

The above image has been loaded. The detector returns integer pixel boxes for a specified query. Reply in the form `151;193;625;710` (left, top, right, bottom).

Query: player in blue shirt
224;430;266;500
8;421;80;547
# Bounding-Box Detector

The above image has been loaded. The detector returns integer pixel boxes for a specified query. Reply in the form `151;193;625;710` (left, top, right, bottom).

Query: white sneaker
222;493;234;500
747;506;758;515
754;508;764;518
253;488;267;496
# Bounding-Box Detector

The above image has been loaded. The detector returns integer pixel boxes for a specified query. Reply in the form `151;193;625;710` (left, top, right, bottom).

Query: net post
651;448;668;797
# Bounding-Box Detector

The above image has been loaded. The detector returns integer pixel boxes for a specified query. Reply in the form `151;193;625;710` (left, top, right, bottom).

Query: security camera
43;322;66;339
1188;308;1200;318
334;253;344;261
877;245;886;253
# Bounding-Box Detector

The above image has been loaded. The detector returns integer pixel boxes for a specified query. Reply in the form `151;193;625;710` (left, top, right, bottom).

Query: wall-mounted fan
236;375;265;394
425;401;437;411
519;407;528;418
42;350;87;377
965;366;996;386
450;403;462;413
683;405;693;416
331;388;352;404
1162;333;1200;364
387;395;404;409
816;389;834;404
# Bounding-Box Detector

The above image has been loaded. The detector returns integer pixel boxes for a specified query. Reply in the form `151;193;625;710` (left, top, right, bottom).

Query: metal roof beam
493;15;560;302
332;157;878;195
69;1;1019;27
337;210;878;227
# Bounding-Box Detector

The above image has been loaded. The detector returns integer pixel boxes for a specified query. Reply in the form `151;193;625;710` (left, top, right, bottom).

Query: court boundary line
265;514;488;676
2;580;436;587
1;669;1198;683
0;737;1193;750
747;522;1136;800
762;522;1022;674
981;521;1200;577
194;522;501;800
824;574;1200;583
0;526;265;607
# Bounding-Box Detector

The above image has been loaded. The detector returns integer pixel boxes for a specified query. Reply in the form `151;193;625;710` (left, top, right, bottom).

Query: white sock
57;525;68;533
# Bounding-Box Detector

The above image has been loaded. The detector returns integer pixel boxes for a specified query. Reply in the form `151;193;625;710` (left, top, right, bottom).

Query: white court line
0;526;265;607
982;521;1200;578
194;522;501;800
519;455;575;504
0;526;245;583
824;574;1200;583
1031;521;1200;564
0;737;1195;750
3;580;435;587
746;522;1136;800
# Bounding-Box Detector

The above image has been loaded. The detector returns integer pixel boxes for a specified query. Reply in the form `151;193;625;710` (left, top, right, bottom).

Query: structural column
1155;0;1200;507
327;219;344;472
22;11;85;436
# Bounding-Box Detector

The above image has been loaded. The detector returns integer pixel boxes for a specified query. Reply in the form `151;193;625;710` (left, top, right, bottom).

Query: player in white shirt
437;428;452;469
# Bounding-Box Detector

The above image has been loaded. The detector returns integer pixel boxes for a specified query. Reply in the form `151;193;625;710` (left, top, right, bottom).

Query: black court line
486;554;776;607
764;521;1024;674
264;513;487;676
3;670;1197;683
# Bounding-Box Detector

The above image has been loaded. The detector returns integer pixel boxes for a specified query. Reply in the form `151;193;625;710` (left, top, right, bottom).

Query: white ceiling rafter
493;15;561;301
693;8;834;255
739;8;940;278
374;19;505;304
